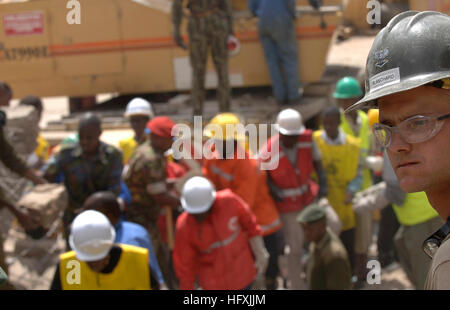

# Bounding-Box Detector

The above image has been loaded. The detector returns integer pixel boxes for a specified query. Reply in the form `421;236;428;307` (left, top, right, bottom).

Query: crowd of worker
0;71;441;290
0;0;449;291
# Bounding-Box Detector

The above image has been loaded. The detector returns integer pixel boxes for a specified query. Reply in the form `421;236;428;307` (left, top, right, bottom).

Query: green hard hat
347;11;450;112
333;77;363;99
61;133;79;146
297;203;326;224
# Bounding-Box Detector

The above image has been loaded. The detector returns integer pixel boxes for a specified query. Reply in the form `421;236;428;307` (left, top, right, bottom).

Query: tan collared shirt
425;235;450;289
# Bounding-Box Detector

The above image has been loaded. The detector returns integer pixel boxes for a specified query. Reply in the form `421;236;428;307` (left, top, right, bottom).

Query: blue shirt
248;0;296;27
114;219;165;285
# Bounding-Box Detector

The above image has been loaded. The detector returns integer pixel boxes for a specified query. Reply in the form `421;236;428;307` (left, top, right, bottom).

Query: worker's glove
318;198;342;235
352;182;390;214
364;156;384;174
173;31;187;50
249;236;269;275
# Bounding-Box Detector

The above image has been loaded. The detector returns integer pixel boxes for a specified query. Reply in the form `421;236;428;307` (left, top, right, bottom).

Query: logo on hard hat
374;48;389;68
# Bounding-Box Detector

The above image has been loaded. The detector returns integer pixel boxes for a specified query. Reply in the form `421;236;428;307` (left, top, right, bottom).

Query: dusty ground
2;34;415;290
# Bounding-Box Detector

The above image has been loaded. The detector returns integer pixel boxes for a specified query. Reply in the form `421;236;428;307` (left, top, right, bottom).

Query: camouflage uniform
306;228;353;290
0;126;28;288
42;142;123;242
123;140;172;285
172;0;233;114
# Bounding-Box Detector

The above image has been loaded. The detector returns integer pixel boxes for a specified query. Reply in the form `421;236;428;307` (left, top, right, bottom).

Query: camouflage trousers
188;15;231;115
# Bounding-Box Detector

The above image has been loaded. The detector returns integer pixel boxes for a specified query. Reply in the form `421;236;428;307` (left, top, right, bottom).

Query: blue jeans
258;20;301;102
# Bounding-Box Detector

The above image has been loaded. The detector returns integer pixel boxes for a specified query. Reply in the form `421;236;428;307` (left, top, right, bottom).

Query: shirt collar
315;228;332;250
71;142;108;164
321;128;346;145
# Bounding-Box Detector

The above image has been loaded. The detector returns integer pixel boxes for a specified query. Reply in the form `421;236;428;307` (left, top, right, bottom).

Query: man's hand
24;169;48;185
249;236;269;275
15;207;40;231
174;32;187;50
0;197;40;231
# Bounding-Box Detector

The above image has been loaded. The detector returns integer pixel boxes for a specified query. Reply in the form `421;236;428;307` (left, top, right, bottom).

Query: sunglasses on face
373;113;450;148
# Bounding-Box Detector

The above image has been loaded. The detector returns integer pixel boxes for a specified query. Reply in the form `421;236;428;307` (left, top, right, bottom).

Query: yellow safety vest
119;136;138;164
59;244;150;290
313;130;360;231
35;134;51;162
393;192;439;226
341;110;372;190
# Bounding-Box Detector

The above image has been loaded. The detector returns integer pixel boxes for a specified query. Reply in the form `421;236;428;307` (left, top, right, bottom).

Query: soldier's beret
147;116;176;138
297;203;326;224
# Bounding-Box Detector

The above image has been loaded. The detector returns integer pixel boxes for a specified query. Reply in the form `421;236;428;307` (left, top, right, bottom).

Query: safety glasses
373;113;450;148
423;218;450;259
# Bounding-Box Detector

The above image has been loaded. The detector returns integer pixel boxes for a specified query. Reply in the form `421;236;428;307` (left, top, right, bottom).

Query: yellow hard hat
368;109;379;129
203;113;245;141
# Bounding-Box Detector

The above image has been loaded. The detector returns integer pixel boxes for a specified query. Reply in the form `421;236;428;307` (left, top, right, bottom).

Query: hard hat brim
275;124;305;136
68;227;116;262
203;129;245;141
332;92;363;99
181;190;216;214
124;111;153;118
346;72;450;113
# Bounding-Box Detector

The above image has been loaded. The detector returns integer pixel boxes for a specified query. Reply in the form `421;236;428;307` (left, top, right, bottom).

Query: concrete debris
17;184;68;230
2;105;39;155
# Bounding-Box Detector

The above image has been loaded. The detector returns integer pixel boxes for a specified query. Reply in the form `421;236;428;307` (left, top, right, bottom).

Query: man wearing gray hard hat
346;11;450;289
297;203;352;290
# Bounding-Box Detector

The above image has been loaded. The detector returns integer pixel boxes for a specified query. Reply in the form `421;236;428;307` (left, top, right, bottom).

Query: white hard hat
124;98;154;118
69;210;116;262
275;108;305;136
181;177;216;214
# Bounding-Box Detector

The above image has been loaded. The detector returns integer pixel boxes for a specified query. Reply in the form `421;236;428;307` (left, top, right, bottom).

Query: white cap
275;108;305;136
69;210;116;262
181;177;216;214
124;98;154;118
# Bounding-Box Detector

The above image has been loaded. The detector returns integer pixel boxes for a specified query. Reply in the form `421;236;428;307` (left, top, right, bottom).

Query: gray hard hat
347;11;450;112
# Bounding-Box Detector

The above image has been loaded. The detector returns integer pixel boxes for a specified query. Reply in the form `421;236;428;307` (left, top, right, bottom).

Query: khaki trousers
355;211;373;254
394;216;443;289
280;211;306;290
